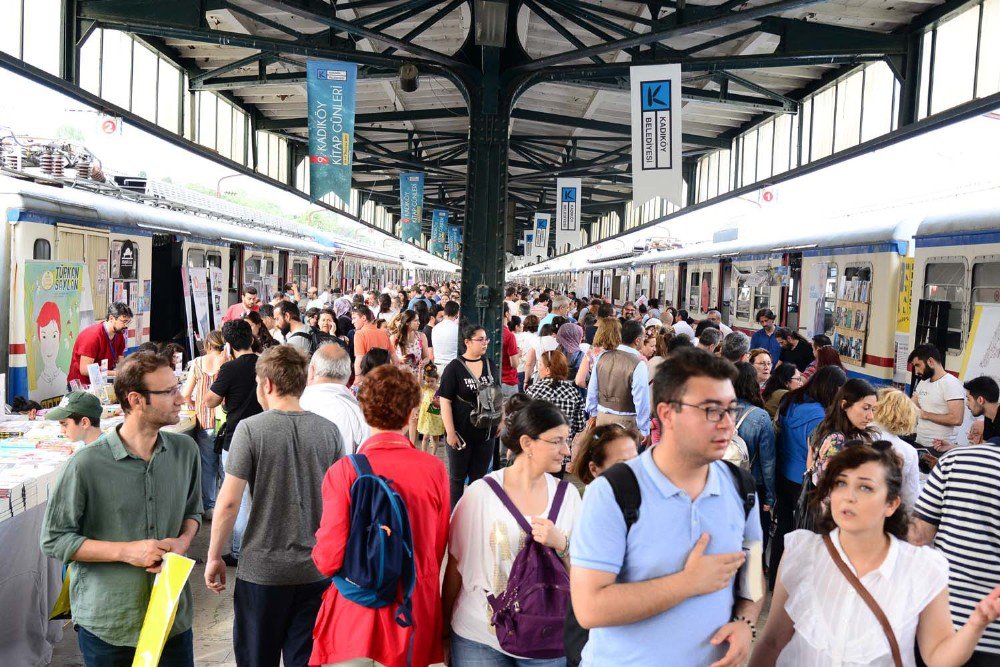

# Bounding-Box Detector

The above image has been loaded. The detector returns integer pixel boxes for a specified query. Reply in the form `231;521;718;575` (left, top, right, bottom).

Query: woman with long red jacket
310;364;450;667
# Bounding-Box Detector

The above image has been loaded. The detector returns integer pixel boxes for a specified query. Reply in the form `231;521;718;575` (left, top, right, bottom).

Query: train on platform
522;191;1000;388
0;172;455;404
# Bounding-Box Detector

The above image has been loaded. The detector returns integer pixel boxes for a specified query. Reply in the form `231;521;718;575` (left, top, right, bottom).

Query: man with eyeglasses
572;347;764;667
42;351;202;665
67;301;133;388
749;308;781;366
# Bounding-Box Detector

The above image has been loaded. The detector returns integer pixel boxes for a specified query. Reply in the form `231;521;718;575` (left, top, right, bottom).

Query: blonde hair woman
180;330;228;518
873;388;921;511
574;317;622;389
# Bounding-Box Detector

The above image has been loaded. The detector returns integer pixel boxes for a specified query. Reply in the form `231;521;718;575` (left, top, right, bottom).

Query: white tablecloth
0;504;64;665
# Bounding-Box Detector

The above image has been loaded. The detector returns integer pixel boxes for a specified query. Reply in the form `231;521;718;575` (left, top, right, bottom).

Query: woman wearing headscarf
556;322;585;394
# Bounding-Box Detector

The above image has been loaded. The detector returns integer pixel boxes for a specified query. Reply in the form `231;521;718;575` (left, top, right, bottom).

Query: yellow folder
132;553;196;667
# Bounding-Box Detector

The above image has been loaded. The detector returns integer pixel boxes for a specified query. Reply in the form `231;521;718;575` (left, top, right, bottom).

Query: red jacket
310;433;450;667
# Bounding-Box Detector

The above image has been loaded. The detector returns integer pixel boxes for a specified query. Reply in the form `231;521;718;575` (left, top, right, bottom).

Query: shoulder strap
290;330;310;341
602;463;641;533
347;453;374;478
483;476;533;534
822;534;903;667
735;407;755;431
547;480;569;523
722;460;756;520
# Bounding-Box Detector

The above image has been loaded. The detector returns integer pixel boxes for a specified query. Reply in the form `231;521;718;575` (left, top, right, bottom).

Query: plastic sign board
555;178;582;254
307;60;357;203
430;209;449;256
399;172;425;245
630;64;682;206
533;212;550;259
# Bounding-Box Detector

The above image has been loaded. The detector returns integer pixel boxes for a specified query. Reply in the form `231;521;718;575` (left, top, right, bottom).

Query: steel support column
460;46;508;369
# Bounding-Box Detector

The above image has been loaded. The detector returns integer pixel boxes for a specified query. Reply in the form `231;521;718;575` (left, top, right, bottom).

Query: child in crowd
417;360;445;453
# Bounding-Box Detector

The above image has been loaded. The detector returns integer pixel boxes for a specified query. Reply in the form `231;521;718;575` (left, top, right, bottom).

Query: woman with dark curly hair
310;365;450;667
242;310;277;352
751;442;1000;667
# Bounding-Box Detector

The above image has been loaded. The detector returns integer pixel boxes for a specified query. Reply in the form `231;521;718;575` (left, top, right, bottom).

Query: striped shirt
915;443;1000;655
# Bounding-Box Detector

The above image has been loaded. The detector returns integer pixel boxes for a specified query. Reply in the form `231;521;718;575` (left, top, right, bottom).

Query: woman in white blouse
442;395;582;666
750;442;1000;667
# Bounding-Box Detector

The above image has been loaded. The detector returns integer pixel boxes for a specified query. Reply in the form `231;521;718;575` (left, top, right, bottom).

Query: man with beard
42;352;201;663
274;301;311;357
964;376;1000;443
67;302;132;388
908;343;965;452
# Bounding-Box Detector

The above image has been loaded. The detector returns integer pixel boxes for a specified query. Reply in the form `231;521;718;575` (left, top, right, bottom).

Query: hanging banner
533;212;550;256
430;209;449;256
555;178;582;254
522;230;535;255
307;60;357;203
630;63;683;206
23;261;86;403
446;225;463;263
208;267;225;330
399;172;425;244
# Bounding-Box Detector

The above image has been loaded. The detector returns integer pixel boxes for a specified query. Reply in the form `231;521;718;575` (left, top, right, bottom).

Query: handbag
792;469;817;531
822;534;903;667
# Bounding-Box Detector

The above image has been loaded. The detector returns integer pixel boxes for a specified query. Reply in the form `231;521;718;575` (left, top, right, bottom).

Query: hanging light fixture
399;63;420;92
475;0;509;47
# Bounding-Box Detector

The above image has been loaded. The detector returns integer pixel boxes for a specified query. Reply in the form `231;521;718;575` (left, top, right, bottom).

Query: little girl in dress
417;360;445;454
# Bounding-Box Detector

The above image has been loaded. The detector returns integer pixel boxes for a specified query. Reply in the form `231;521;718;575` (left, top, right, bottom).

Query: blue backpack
333;454;417;629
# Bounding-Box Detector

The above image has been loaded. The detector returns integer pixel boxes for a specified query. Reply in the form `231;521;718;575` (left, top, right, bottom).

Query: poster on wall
111;239;138;280
960;304;1000;381
808;262;828;337
897;257;914;333
23;261;87;403
96;259;109;302
113;280;139;314
208;267;225;329
188;268;212;342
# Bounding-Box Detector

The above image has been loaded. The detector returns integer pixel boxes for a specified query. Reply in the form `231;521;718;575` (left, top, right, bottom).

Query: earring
528;449;533;458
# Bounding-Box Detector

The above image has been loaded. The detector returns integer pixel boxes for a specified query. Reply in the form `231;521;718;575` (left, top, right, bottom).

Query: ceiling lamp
399;63;419;93
475;0;509;48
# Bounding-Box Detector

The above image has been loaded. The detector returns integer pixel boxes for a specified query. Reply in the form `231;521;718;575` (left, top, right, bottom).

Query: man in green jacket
41;351;202;666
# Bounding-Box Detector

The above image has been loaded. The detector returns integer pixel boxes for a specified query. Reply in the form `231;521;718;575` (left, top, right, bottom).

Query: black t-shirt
423;324;435;348
985;415;1000;442
439;356;500;440
584;325;597;345
210;353;263;450
780;341;815;371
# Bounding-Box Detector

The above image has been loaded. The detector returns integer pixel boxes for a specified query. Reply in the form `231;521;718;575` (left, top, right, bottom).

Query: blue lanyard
106;325;120;366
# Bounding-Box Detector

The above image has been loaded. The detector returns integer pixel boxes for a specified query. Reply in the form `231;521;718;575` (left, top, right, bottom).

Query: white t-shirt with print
448;470;582;656
914;373;966;446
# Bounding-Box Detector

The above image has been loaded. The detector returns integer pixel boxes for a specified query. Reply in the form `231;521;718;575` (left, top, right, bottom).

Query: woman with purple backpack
443;394;583;666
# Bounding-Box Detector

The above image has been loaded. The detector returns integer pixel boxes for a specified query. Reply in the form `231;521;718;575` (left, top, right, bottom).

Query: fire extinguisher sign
640;80;672;170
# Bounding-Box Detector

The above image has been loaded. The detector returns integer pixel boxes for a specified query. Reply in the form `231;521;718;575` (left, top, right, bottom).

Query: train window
701;272;713;313
735;267;752;321
923;261;966;353
842;265;872;289
824;264;838;335
245;257;261;279
689;272;701;312
206;252;222;268
972;261;1000;307
187;248;206;267
33;239;51;260
265;258;275;276
752;281;770;315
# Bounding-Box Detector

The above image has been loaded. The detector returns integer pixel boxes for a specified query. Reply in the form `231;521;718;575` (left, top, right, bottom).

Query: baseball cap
46;391;103;425
645;318;663;329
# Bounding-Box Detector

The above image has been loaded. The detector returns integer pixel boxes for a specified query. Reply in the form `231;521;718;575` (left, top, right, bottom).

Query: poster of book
832;274;872;366
23;261;87;402
208;267;225;329
188;268;212;343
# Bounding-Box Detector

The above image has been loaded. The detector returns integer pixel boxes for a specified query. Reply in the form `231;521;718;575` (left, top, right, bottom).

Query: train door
783;253;803;331
56;226;110;319
278;251;290;288
720;259;733;324
150;235;189;357
228;245;243;305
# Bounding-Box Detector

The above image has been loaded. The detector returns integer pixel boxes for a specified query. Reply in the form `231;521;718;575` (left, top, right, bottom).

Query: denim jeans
193;427;222;510
450;633;566;667
77;626;193;667
221;448;252;558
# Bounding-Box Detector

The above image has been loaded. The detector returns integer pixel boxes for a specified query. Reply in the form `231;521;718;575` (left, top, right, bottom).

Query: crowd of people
38;281;1000;667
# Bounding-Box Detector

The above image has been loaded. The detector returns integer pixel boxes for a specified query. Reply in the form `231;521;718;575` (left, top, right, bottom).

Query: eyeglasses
536;436;571;448
114;317;132;326
753;360;772;368
138;383;183;398
790;376;805;384
470;337;489;343
671;401;740;423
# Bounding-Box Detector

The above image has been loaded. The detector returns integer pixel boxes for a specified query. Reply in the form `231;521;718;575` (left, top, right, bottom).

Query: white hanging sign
630;64;683;206
555;178;582;254
533;212;550;258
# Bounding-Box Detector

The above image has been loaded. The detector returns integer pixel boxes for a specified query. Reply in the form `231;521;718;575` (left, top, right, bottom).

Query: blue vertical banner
399;172;425;244
446;225;460;263
430;209;449;256
455;228;463;263
306;60;357;203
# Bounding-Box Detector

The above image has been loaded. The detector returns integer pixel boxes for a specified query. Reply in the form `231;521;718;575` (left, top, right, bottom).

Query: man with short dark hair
908;343;965;451
673;309;695;339
274;301;311;356
42;352;201;664
749;309;780;366
572;347;763;665
224;287;261;322
68;302;133;387
433;300;461;374
586;319;651;440
206;345;344;666
697;327;722;354
964;376;1000;444
351;304;394;375
46;391;104;445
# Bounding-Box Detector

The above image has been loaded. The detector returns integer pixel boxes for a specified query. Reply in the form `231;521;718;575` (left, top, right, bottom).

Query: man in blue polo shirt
571;347;764;666
749;308;781;365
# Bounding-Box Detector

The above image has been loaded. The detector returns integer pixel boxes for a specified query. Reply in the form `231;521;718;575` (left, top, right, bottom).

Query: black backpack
457;358;504;433
291;329;346;355
564;460;756;666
